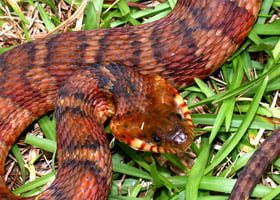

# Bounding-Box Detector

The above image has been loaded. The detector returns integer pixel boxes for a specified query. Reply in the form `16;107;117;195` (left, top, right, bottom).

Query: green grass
1;0;280;199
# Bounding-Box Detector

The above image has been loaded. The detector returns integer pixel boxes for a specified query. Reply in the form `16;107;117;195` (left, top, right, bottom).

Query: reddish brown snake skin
0;0;268;199
229;128;280;200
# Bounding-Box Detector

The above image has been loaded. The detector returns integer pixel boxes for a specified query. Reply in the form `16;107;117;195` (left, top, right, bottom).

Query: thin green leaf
11;145;27;183
112;159;151;180
118;0;130;16
38;115;56;141
36;4;56;31
186;136;210;200
24;135;56;153
12;172;56;195
204;75;269;174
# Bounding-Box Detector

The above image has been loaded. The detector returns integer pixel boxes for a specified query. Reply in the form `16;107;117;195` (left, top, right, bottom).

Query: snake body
0;0;265;199
229;128;280;199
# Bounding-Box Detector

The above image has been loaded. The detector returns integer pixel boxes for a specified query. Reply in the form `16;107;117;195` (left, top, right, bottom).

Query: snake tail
229;128;280;200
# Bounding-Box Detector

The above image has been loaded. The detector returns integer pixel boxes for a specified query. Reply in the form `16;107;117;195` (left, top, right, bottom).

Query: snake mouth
126;137;184;154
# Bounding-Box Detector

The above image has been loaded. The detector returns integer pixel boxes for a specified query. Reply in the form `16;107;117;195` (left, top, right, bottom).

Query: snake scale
1;0;277;199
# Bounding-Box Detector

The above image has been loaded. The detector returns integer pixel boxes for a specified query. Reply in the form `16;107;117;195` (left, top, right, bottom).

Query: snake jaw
124;137;184;154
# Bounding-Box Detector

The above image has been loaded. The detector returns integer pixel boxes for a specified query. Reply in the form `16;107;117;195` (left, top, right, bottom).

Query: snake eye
175;113;183;120
152;135;161;143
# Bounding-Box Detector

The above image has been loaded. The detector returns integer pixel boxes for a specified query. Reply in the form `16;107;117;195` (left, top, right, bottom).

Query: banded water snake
1;0;277;199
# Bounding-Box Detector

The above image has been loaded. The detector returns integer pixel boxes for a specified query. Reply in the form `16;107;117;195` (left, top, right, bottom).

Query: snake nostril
172;128;187;144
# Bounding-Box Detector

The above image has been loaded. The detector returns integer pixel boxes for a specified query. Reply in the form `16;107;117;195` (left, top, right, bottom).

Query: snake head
110;76;194;154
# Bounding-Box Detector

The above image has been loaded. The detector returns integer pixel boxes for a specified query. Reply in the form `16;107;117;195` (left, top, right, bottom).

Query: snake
0;0;272;199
